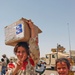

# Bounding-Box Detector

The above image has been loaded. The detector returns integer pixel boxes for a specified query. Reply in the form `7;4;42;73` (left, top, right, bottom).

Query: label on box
16;24;24;38
5;23;24;42
16;24;23;34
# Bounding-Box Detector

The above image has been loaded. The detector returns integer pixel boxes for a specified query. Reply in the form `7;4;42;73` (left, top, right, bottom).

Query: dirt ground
42;70;58;75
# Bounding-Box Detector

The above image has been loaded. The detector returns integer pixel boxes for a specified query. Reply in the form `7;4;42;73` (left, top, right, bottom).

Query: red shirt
8;63;15;68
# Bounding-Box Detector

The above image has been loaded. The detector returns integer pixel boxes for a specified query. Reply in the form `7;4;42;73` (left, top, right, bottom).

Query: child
1;58;7;75
55;58;74;75
6;19;40;75
6;42;36;75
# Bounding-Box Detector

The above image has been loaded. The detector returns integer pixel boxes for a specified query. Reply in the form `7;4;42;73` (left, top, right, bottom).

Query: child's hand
26;19;38;38
16;54;26;70
27;19;34;29
12;54;27;75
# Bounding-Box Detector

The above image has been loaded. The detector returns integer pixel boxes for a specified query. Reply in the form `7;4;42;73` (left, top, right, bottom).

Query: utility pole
57;43;58;59
67;23;71;58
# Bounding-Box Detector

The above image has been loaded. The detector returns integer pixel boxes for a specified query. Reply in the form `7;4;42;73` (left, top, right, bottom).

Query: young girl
6;42;36;75
6;19;40;75
55;58;74;75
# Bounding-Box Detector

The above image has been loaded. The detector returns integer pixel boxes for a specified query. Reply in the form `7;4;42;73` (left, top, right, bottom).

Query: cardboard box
4;18;42;46
4;18;31;46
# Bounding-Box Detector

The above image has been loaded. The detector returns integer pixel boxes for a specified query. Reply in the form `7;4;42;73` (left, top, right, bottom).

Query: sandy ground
42;70;58;75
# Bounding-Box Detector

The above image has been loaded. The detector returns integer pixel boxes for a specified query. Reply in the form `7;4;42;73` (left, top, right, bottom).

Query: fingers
16;60;23;66
26;19;33;24
26;19;34;28
25;19;38;37
21;54;26;62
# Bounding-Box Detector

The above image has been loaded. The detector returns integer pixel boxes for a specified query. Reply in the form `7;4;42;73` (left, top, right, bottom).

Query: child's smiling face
56;62;69;75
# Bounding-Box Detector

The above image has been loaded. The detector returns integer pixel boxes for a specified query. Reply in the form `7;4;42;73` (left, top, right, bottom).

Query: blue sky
0;0;75;59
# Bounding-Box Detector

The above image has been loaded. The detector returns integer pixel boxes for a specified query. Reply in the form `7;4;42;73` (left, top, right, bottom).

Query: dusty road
36;70;58;75
43;70;58;75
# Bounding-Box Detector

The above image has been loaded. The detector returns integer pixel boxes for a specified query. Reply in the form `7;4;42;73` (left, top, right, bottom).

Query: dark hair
2;54;6;57
14;42;30;55
55;58;70;70
1;58;4;62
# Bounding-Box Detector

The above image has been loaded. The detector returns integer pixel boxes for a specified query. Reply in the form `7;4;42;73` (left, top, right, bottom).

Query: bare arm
26;19;38;38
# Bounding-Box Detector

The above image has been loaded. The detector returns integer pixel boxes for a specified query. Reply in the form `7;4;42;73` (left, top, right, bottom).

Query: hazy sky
0;0;75;59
